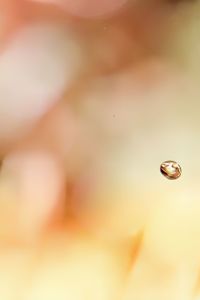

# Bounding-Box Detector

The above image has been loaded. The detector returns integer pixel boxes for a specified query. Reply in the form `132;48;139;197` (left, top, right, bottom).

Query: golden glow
0;0;199;300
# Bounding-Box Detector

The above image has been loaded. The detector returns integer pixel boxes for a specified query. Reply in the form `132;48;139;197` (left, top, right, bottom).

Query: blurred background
0;0;200;299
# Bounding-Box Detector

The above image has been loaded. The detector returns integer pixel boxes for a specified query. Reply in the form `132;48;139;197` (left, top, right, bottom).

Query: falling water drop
160;160;182;180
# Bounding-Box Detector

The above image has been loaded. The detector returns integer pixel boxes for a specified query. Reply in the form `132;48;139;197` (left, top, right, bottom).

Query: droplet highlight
160;160;182;180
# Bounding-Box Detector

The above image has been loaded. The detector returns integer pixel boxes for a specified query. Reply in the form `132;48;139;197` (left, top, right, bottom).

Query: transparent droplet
160;160;182;180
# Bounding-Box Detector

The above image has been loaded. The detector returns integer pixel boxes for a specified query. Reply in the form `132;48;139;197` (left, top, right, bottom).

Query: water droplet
160;160;182;180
